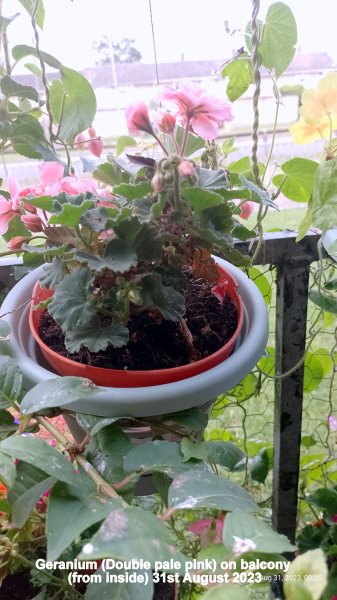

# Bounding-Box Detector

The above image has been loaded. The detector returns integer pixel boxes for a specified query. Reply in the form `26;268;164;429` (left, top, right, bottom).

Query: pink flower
60;176;97;195
188;517;224;547
178;160;196;177
87;127;104;157
211;278;228;304
329;415;337;432
21;213;43;232
158;85;233;139
332;515;337;523
0;177;21;235
74;132;87;150
39;162;64;195
125;102;155;136
155;110;176;134
7;236;29;250
239;201;254;219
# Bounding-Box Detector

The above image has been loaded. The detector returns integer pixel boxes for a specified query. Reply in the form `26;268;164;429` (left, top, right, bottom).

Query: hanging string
148;0;160;86
251;0;263;188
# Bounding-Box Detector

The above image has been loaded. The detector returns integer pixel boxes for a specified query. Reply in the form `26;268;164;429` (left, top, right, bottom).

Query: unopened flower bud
178;160;196;177
87;127;104;158
7;236;29;250
155;110;176;134
74;132;86;150
239;201;254;220
151;173;164;193
21;213;43;232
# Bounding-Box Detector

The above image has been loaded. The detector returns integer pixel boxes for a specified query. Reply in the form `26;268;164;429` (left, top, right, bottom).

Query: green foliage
85;425;133;486
180;438;245;471
0;451;16;488
258;2;297;78
168;470;258;512
201;586;250;599
0;76;39;102
0;356;22;409
12;44;61;68
17;0;45;28
20;377;98;414
223;510;295;553
115;135;137;156
8;462;55;527
48;268;96;330
49;67;97;143
222;52;253;101
139;274;185;321
312;158;337;230
85;566;153;599
273;158;319;203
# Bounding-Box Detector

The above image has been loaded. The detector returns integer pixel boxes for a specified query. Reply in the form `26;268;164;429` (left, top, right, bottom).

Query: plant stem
151;132;169;155
180;117;191;156
172;165;182;211
33;415;125;504
262;70;280;187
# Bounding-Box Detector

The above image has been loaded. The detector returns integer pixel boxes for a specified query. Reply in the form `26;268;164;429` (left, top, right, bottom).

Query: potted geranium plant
0;18;269;422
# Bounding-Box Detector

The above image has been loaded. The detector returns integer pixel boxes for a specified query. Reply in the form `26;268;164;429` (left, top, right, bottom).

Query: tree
93;36;142;66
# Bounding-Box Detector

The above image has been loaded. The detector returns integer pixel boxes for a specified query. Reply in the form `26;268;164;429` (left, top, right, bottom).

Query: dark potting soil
39;269;238;371
153;579;176;599
0;570;39;600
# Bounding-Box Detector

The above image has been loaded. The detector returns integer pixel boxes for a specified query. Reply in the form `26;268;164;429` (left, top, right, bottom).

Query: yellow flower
290;116;332;144
300;72;337;123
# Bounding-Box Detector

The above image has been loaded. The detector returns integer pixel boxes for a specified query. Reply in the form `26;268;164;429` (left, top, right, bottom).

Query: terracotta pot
29;266;244;388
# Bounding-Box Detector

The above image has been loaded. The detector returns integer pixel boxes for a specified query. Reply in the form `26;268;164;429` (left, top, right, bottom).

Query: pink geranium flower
188;515;225;548
0;177;21;235
155;110;176;134
125;102;155;136
239;201;254;219
158;85;233;139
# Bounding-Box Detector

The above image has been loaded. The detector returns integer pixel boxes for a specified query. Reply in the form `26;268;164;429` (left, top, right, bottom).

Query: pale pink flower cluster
74;127;104;157
232;535;257;556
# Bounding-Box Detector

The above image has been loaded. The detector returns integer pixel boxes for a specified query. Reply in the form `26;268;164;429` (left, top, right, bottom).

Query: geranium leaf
240;175;278;208
0;435;78;485
49;67;97;143
77;240;138;274
47;473;120;561
0;356;22;409
65;322;129;353
168;470;257;512
39;256;66;289
140;274;185;320
182;187;224;212
222;53;253;101
48;268;96;330
259;2;297;78
20;377;98;414
113;181;152;200
78;505;186;567
8;462;55;527
114;218;162;263
196;167;230;190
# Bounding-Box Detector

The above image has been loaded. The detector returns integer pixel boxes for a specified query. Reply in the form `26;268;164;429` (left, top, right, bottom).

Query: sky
4;0;337;72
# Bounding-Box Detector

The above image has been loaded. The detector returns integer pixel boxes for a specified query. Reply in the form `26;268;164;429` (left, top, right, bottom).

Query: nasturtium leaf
312;158;337;230
65;322;129;353
0;435;78;485
124;440;198;479
248;267;272;305
8;462;55;527
84;566;153;600
180;439;245;471
309;290;337;315
0;451;16;488
113;182;152;200
0;356;22;409
78;505;186;568
258;2;297;78
0;76;38;102
49;67;97;143
140;274;185;321
296;204;314;242
273;158;318;202
168;470;257;512
223;510;295;554
222;52;253;101
48;268;96;330
226;372;258;401
20;377;98;414
116;135;137;156
304;349;332;393
12;44;61;69
47;474;120;561
201;585;250;600
232;225;255;241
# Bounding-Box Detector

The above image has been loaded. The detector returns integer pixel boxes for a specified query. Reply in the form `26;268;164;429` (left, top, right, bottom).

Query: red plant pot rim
29;266;244;387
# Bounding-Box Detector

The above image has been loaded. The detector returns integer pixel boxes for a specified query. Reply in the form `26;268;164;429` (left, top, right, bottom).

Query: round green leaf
273;158;319;202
